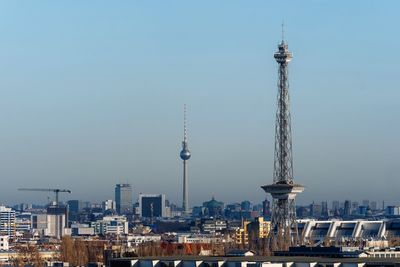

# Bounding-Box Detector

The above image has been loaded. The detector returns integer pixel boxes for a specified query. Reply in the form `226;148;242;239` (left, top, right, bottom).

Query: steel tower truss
262;40;304;251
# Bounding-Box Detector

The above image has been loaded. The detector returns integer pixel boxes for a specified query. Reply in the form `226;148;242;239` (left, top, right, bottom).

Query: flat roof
111;256;400;264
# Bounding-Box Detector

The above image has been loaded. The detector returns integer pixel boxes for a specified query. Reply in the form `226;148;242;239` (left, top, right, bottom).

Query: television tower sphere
180;146;191;160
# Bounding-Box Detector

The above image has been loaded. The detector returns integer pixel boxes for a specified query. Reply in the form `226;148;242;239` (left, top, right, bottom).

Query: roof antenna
281;21;285;43
183;104;187;143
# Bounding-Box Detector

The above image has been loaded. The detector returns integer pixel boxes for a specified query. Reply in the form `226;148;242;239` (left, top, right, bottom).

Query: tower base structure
262;183;304;251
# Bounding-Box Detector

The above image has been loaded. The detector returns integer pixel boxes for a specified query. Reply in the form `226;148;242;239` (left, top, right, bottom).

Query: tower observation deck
261;38;304;251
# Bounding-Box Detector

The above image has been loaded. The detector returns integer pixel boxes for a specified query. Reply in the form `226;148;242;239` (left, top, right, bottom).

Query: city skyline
5;188;395;209
0;1;399;205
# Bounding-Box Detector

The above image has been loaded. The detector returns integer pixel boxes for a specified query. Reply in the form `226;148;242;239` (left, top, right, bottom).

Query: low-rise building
386;206;400;216
202;219;227;234
71;224;95;236
92;216;128;236
177;234;223;244
0;236;9;250
127;235;162;246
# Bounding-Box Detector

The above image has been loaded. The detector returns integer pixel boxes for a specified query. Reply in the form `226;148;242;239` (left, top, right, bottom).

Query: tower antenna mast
184;104;187;142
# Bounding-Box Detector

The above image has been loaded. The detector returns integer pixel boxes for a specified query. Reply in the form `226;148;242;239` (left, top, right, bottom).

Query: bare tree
60;236;74;263
11;245;44;267
74;239;89;266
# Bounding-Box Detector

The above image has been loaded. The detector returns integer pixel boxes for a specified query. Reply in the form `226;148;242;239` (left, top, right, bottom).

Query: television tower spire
262;33;304;251
184;104;188;143
180;104;191;215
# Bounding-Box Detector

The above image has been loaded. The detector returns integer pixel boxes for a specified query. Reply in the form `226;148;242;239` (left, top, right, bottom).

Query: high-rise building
235;217;271;246
261;31;304;250
332;201;340;212
262;198;271;218
115;184;133;214
179;105;191;215
67;200;83;222
103;199;116;211
0;206;16;237
31;213;47;233
344;200;351;217
352;201;359;213
138;194;166;218
46;203;67;239
321;201;329;217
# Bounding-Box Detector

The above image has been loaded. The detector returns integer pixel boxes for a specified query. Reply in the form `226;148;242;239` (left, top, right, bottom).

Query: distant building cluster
296;200;390;219
2;192;400;253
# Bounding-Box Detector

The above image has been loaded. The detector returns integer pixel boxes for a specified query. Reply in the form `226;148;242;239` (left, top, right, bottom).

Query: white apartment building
92;216;128;236
0;236;9;250
0;206;15;237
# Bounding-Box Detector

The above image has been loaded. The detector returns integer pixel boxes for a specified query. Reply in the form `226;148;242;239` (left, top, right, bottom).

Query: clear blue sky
0;1;399;206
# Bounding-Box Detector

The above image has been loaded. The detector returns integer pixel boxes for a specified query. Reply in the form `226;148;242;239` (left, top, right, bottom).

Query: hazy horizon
0;1;399;207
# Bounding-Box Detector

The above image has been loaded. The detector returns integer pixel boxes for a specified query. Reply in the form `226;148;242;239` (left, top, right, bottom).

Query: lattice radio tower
262;29;304;251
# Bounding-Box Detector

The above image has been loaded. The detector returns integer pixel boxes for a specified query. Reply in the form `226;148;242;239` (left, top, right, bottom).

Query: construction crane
18;188;71;206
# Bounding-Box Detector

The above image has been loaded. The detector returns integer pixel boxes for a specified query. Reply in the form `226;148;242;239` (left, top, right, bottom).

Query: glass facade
141;196;163;218
115;184;133;214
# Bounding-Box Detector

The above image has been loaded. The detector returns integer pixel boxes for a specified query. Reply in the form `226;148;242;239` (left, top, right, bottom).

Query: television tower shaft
180;105;191;215
262;38;304;251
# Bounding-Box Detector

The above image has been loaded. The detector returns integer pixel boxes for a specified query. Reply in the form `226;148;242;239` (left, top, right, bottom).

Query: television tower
180;104;191;215
261;32;304;250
